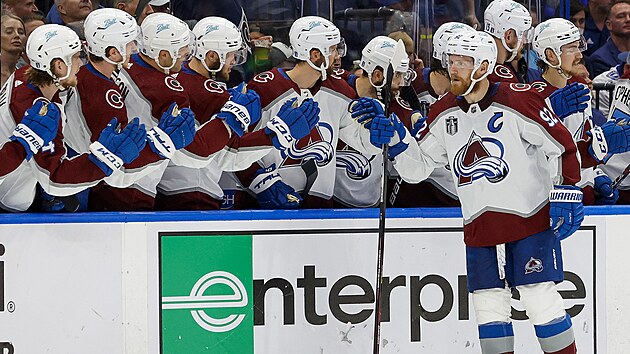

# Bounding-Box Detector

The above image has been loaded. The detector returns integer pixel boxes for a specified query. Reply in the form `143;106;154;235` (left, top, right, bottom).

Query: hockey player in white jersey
0;24;146;211
234;16;379;209
333;36;411;207
382;31;582;354
532;18;630;205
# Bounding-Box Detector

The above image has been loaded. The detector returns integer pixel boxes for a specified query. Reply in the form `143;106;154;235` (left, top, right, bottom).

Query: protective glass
338;37;347;58
444;53;475;70
232;46;248;66
177;45;192;61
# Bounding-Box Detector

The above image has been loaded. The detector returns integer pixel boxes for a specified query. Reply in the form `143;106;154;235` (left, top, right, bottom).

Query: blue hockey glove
388;113;411;159
147;103;196;158
217;83;260;137
349;97;385;128
600;118;630;161
265;98;320;149
250;164;302;209
89;118;147;176
369;114;395;148
549;185;584;240
409;110;427;140
10;100;60;160
593;168;619;205
548;82;590;120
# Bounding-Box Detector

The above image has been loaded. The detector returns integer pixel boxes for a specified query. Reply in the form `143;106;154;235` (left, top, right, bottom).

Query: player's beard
60;76;78;88
563;58;583;77
450;73;473;96
217;65;231;82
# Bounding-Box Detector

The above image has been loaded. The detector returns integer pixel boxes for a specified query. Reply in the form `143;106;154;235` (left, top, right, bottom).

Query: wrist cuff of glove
266;116;295;149
589;126;609;162
147;127;176;159
221;101;251;127
11;123;45;155
549;187;583;203
89;141;124;176
250;170;282;194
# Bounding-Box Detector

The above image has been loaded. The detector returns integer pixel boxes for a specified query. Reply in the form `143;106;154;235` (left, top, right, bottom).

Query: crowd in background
1;0;630;211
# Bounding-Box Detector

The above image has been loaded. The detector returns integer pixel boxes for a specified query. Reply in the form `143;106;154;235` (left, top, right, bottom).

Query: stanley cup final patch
446;116;458;136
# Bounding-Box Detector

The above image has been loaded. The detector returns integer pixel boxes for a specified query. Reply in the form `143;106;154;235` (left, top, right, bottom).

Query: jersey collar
456;82;499;113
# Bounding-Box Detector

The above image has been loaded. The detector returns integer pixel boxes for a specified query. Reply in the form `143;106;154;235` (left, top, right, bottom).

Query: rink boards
1;207;629;354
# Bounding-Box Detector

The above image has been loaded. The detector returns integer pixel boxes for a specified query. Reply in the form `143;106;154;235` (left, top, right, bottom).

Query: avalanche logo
525;257;544;274
396;96;412;111
165;76;184;92
105;89;124;109
494;65;514;79
253;71;274;83
203;79;225;94
336;149;372;180
453;131;509;186
282;122;334;168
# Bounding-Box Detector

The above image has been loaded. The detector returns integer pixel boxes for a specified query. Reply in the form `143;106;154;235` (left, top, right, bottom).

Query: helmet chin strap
545;51;572;80
49;58;74;91
155;52;177;74
461;67;484;97
501;36;521;62
368;72;386;102
200;53;223;80
307;56;329;81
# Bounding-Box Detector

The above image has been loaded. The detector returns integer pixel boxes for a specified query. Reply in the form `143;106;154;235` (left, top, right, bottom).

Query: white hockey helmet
289;16;344;80
84;8;139;69
533;18;586;69
433;22;475;68
192;16;247;75
138;12;191;73
444;31;497;96
484;0;532;61
26;24;82;82
360;36;410;89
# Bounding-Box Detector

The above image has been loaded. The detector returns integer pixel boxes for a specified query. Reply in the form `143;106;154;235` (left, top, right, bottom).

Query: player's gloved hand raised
548;82;590;120
265;97;320;150
147;102;196;158
349;97;385;128
250;164;302;209
89;118;147;176
10;100;60;160
217;83;261;137
388;113;412;159
410;110;427;140
369;114;395;148
549;185;584;240
593;168;619;205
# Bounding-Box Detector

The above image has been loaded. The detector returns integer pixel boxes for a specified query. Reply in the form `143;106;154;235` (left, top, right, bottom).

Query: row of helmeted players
3;1;630;354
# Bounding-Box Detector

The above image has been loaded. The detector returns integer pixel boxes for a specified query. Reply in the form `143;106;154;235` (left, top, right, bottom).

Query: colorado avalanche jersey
61;63;167;210
393;82;581;247
487;63;520;84
0;67;110;210
240;68;378;205
157;63;272;209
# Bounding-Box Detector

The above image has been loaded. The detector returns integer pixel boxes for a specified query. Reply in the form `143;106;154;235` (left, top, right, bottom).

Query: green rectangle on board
161;234;253;354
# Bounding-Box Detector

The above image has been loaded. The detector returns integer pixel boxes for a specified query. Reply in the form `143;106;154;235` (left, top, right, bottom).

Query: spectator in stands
589;0;630;77
583;0;612;56
147;0;170;14
112;0;152;24
47;0;93;26
16;13;45;69
1;0;38;20
570;0;587;33
0;14;25;86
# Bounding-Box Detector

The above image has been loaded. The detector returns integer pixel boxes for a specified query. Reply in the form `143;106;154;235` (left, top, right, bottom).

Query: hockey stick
373;40;407;354
612;163;630;189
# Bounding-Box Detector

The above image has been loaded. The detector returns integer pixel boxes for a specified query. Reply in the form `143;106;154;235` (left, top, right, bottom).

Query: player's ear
51;58;65;77
545;48;559;66
372;68;384;82
476;60;489;78
504;29;517;47
309;48;322;63
205;50;219;65
107;47;123;62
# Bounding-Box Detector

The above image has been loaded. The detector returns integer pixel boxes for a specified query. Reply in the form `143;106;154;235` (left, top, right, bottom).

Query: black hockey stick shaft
612;163;630;189
373;61;395;354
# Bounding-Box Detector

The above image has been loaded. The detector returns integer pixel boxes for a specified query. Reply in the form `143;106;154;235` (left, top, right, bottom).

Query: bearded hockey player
0;24;146;211
166;16;318;209
483;0;532;84
333;36;411;207
61;8;195;211
108;12;199;210
231;16;379;209
532;18;630;205
383;31;582;354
